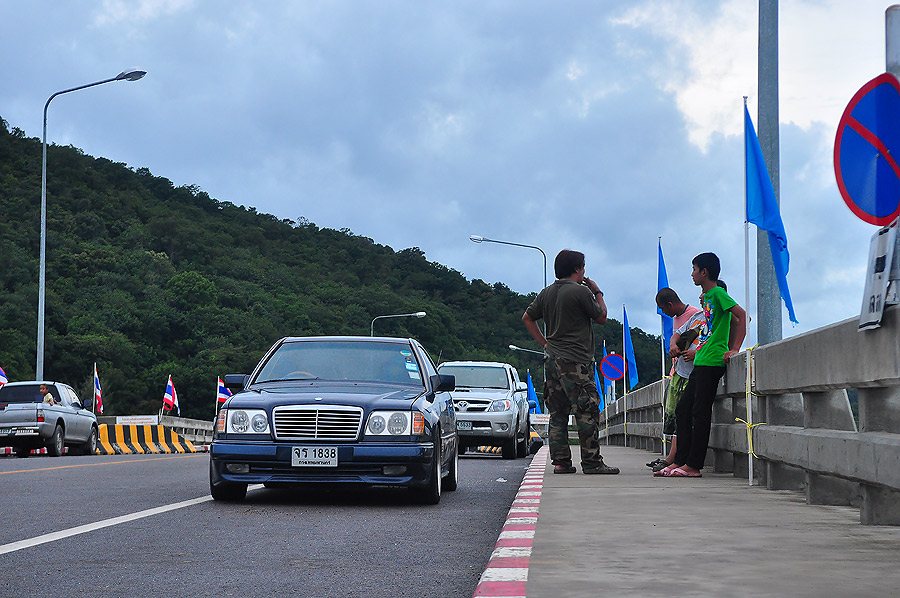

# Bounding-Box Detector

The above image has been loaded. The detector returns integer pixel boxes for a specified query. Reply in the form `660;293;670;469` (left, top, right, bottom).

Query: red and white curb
473;445;548;598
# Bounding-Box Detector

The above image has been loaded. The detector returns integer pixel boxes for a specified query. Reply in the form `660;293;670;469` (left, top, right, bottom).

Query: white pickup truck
0;381;98;457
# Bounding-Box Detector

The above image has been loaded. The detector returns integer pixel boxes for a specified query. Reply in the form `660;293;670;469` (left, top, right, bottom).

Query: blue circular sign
600;353;625;381
834;73;900;226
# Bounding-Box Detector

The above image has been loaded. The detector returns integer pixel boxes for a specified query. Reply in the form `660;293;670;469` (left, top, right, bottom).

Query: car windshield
255;340;425;386
0;384;48;404
438;365;509;389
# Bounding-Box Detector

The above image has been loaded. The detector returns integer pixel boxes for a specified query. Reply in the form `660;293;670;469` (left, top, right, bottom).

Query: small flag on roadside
593;363;605;412
526;371;541;414
93;364;103;415
657;239;674;352
217;377;232;404
163;375;180;416
0;365;7;386
623;306;639;391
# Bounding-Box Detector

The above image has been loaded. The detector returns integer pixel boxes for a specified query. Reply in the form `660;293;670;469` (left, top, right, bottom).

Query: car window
0;384;44;404
436;365;509;389
255;340;425;386
415;344;438;380
64;386;82;409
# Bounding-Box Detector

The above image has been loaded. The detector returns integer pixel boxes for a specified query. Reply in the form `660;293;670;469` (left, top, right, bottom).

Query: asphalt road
0;451;530;598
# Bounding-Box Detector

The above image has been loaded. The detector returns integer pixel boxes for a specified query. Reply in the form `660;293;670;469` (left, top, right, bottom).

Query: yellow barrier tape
735;417;767;459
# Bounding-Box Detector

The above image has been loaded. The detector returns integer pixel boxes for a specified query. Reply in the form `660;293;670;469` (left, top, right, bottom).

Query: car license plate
457;421;472;431
0;428;10;434
291;446;338;467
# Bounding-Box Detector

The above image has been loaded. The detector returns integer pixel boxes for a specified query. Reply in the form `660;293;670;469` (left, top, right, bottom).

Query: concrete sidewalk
526;445;900;598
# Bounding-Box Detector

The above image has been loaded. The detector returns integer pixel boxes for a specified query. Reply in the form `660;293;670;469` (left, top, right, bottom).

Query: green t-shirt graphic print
694;286;737;367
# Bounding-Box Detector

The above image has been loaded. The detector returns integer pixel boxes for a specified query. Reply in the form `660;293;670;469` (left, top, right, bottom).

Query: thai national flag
217;377;232;404
163;375;180;416
0;365;7;386
93;364;103;415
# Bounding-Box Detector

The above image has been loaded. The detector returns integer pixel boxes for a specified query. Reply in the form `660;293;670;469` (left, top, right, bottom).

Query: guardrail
600;305;900;525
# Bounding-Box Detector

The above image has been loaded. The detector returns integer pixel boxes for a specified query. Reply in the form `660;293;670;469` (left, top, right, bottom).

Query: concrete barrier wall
599;304;900;525
96;424;198;455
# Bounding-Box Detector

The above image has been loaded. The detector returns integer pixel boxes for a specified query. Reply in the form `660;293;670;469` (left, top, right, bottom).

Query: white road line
0;484;263;555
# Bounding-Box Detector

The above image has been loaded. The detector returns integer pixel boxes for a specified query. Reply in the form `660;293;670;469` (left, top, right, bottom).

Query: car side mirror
430;374;455;392
516;382;527;392
528;400;538;410
224;374;249;394
79;399;89;410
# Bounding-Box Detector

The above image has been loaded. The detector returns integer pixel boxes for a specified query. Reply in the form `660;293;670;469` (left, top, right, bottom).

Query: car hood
225;382;426;411
450;388;511;401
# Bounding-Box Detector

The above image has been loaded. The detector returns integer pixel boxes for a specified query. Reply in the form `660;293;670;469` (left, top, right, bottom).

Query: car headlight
366;411;425;436
488;399;512;412
224;409;269;434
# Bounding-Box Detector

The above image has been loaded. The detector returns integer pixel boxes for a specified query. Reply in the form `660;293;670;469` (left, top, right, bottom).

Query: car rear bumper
210;440;434;487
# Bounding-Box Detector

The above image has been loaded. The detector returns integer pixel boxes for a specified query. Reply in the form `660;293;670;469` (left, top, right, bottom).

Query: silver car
0;381;99;457
437;361;531;459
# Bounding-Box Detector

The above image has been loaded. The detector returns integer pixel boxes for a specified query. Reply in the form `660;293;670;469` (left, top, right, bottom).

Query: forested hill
0;117;661;418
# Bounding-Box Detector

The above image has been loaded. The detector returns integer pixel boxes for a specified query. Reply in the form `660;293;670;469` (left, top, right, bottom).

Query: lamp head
414;312;426;318
509;344;518;351
116;69;147;82
469;235;484;243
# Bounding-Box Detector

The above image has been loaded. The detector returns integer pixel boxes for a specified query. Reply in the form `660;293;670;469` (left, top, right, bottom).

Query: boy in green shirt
657;252;746;478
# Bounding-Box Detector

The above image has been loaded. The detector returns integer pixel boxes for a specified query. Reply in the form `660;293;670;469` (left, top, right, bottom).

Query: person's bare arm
582;276;607;325
724;304;747;362
522;312;546;349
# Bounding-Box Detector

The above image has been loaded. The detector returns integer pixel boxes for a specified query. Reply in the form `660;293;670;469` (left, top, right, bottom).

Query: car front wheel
411;436;441;504
209;460;247;502
444;443;459;492
80;426;98;456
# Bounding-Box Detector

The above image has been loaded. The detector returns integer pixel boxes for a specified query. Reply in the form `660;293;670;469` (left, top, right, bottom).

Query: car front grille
454;400;491;412
272;405;363;441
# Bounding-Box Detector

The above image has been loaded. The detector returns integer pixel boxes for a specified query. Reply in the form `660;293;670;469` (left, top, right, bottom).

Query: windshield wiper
256;377;320;383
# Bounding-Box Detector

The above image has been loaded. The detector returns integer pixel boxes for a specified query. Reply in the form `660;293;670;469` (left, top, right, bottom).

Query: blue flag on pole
593;363;605;412
623;306;639;390
744;105;798;324
526;371;541;413
657;239;674;351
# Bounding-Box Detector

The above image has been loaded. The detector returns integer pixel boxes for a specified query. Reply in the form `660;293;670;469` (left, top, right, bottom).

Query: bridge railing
600;305;900;525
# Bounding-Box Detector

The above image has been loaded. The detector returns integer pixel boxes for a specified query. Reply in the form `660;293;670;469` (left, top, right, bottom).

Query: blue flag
745;105;798;324
623;306;639;390
593;363;605;412
657;239;674;352
526;371;541;413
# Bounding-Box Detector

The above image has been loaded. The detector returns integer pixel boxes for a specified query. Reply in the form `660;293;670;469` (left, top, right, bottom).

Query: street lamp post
37;69;146;379
469;235;547;292
370;311;427;336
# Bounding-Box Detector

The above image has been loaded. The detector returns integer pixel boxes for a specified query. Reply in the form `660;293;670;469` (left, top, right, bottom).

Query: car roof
281;336;414;344
1;380;61;387
438;361;510;368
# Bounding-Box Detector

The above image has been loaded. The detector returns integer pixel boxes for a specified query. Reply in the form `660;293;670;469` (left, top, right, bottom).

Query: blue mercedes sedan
210;336;458;504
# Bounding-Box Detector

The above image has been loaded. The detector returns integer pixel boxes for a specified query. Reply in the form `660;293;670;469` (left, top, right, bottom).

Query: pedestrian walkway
483;444;900;598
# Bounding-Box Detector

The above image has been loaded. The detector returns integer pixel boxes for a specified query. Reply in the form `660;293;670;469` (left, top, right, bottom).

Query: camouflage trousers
663;373;690;436
544;353;603;468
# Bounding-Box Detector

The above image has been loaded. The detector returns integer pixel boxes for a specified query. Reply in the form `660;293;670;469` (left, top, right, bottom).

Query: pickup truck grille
272;406;363;441
453;399;491;412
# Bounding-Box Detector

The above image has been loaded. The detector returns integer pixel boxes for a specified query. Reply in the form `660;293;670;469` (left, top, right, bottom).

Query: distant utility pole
757;0;782;345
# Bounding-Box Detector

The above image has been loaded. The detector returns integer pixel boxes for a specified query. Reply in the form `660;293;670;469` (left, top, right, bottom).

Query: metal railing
600;305;900;525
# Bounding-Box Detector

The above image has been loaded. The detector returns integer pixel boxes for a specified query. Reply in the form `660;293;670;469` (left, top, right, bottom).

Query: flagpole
92;362;96;415
744;95;754;485
622;305;627;447
659;238;667;457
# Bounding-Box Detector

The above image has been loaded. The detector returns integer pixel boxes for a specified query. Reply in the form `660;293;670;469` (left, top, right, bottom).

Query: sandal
646;457;666;468
666;467;702;478
651;460;673;472
653;465;676;477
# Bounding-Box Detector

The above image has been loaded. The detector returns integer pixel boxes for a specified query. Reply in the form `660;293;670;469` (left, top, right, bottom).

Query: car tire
80;426;98;456
15;447;30;458
501;435;517;459
209;460;247;502
48;424;64;457
410;435;441;505
516;417;529;458
444;442;459;492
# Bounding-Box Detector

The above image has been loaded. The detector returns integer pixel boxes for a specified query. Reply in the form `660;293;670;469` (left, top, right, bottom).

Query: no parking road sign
834;73;900;226
600;353;626;381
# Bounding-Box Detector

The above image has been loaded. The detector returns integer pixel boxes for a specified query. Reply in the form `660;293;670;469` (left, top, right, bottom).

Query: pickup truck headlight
366;411;425;436
220;409;270;434
488;399;512;412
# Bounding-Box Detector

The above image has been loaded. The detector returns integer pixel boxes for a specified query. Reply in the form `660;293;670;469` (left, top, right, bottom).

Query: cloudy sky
1;1;891;346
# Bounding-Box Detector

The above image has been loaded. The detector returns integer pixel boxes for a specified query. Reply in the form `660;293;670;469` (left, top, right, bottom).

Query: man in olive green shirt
523;249;619;475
